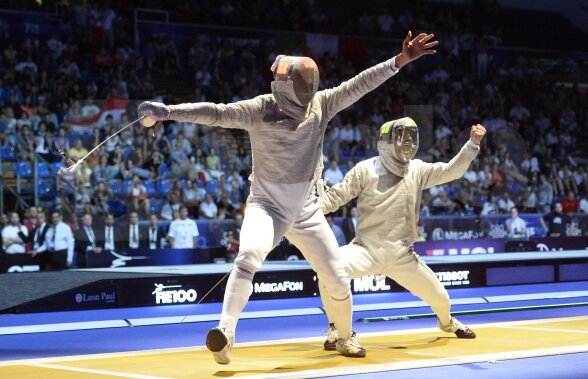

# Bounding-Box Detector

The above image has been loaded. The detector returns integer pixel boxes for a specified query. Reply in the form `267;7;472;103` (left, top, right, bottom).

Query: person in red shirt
561;191;579;213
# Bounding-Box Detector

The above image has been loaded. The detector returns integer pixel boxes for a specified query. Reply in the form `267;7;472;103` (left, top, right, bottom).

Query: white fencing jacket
320;140;480;256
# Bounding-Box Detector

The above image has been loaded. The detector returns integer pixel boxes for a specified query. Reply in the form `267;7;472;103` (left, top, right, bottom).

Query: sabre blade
57;116;146;175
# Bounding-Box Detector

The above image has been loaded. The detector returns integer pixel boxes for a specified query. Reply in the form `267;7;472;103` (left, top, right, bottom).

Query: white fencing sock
329;294;352;340
319;281;335;325
218;267;254;332
436;310;452;326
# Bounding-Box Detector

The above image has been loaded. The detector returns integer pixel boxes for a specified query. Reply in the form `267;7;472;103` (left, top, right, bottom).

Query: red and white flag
67;98;128;132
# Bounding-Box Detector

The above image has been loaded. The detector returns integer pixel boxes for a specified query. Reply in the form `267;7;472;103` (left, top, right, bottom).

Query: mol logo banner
352;275;391;293
152;283;198;304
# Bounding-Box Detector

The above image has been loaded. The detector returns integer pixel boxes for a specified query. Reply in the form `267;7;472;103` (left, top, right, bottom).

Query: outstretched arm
419;124;486;189
320;165;365;214
395;31;438;68
137;97;262;131
322;32;438;120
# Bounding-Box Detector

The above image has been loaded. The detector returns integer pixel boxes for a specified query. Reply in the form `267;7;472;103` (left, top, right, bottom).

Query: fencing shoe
336;331;366;357
206;327;234;364
438;316;476;339
323;323;338;351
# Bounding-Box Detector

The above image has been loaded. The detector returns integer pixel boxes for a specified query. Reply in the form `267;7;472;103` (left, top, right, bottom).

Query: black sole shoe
455;328;477;339
324;339;336;351
206;327;228;352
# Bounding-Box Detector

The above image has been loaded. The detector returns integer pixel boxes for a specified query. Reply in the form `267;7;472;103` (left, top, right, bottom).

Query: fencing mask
377;117;419;177
270;55;319;120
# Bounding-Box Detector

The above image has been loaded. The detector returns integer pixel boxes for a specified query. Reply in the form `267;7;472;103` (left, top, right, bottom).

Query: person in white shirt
498;192;515;214
434;124;452;141
1;212;28;254
481;194;499;215
167;206;199;248
580;197;588;214
463;168;478;185
338;123;356;150
81;98;101;119
129;175;150;216
520;152;540;174
323;160;344;186
46;211;75;269
160;192;182;221
505;207;527;238
199;193;218;219
183;180;201;216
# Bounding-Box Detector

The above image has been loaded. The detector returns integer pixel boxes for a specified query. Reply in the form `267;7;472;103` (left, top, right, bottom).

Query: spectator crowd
0;206;205;269
1;0;587;266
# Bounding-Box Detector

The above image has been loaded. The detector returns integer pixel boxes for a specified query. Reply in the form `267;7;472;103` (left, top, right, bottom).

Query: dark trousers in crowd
39;250;68;270
77;250;87;268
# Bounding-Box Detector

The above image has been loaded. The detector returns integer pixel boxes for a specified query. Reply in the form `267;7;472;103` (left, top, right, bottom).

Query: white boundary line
239;345;588;379
0;320;128;335
485;290;588;302
29;363;172;379
1;315;587;367
502;325;588;334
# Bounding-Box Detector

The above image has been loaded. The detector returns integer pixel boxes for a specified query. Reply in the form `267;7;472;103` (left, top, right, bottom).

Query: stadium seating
1;146;16;161
144;180;158;197
110;180;123;196
107;199;127;216
159;163;168;178
149;198;162;213
205;180;219;194
51;162;65;176
122;180;132;196
37;162;53;179
157;179;172;196
37;180;56;198
16;162;33;178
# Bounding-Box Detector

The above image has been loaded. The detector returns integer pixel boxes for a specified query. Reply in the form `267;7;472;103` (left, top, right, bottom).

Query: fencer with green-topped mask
318;118;486;350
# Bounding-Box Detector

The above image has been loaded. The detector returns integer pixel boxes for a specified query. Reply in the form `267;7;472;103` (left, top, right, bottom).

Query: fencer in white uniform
138;32;438;364
319;118;486;349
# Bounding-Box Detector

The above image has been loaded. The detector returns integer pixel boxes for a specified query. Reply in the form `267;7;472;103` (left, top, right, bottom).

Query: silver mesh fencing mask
270;55;319;119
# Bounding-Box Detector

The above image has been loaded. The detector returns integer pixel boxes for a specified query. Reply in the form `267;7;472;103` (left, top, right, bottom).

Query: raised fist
470;124;487;145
